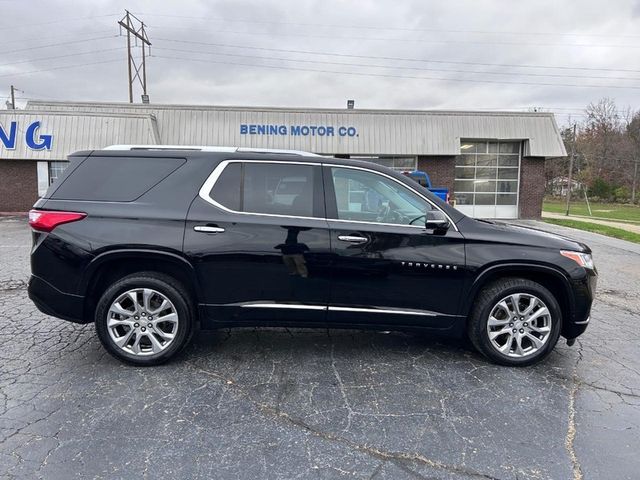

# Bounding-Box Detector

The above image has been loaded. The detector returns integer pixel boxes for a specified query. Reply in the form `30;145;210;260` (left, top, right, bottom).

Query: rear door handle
338;235;368;243
194;225;225;234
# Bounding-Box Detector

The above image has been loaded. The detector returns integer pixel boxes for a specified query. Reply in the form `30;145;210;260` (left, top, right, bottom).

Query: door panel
184;162;331;326
328;222;465;327
324;165;466;328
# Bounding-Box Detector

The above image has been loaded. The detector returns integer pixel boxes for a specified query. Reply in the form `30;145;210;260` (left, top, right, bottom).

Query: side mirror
425;210;450;233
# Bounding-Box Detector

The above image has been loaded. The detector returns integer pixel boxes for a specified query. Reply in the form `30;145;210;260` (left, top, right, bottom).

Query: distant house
548;176;583;196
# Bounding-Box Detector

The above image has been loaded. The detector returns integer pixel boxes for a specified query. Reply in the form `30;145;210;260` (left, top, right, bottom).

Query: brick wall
417;156;455;191
519;157;545;219
0;160;38;213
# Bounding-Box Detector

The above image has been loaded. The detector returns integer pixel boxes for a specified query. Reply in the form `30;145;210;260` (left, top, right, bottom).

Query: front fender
462;262;575;319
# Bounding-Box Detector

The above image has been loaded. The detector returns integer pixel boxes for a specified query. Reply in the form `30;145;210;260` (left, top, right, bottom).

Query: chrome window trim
198;159;325;222
199;159;458;231
329;218;427;230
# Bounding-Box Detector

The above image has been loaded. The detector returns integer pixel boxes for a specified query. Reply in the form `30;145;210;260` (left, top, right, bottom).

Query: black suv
28;146;596;366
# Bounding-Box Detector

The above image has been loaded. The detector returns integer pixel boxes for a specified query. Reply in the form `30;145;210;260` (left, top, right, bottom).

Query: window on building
48;161;69;185
351;156;418;173
454;141;521;218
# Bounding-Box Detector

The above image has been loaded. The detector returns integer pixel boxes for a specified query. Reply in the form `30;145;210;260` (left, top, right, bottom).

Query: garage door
454;141;521;219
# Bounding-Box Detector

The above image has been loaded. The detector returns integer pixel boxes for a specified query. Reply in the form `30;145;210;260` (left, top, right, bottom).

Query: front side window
208;162;318;217
329;167;432;226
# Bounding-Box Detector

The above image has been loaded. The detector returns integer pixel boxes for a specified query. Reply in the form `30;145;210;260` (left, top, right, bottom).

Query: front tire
95;272;194;366
468;278;562;366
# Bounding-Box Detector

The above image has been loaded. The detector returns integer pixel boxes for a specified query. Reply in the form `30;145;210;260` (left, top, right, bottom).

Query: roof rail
103;145;237;152
103;145;320;156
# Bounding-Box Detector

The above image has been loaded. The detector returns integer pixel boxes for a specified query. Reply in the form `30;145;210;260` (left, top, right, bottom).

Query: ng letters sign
0;121;53;150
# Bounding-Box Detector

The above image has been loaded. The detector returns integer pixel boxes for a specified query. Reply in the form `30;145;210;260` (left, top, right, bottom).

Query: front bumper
28;275;88;324
562;269;597;340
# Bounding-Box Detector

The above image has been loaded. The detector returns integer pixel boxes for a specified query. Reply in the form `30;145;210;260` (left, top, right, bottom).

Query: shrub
614;186;631;203
588;178;614;201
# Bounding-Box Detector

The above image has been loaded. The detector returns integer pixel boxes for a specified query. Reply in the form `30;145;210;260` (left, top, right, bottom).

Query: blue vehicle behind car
402;170;450;203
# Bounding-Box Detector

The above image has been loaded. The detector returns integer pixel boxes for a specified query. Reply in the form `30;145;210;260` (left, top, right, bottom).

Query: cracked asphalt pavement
1;216;638;479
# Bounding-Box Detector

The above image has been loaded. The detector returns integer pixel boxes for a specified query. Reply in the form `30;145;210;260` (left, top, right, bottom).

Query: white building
0;101;566;218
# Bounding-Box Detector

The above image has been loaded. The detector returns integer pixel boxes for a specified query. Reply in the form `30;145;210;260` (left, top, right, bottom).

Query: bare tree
627;112;640;203
583;98;621;182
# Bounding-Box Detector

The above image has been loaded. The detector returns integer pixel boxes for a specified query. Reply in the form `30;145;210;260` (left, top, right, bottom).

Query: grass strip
544;218;640;244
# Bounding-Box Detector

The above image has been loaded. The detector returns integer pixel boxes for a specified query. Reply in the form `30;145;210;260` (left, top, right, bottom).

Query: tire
95;272;195;366
467;277;562;367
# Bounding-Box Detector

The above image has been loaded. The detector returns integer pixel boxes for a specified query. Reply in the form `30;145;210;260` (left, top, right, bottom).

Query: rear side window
209;162;241;211
244;163;314;217
207;161;320;217
51;156;186;202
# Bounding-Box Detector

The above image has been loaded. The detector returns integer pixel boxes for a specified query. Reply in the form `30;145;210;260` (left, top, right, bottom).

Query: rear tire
467;278;562;366
95;272;194;366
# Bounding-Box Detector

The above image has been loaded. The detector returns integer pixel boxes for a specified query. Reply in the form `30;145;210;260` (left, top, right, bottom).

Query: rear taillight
28;209;87;232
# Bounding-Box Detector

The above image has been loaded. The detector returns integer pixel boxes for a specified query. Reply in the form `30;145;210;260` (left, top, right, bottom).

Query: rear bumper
28;275;88;324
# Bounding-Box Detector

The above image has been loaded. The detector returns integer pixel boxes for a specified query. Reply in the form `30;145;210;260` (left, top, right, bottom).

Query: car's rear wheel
95;272;194;366
468;278;562;366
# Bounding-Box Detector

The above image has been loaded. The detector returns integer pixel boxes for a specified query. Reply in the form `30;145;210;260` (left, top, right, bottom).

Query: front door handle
194;225;225;234
338;235;368;243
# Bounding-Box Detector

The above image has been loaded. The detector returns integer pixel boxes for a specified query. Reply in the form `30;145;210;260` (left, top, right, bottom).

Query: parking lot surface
1;216;638;479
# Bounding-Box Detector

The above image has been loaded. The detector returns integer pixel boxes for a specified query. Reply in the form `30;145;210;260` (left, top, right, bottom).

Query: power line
0;48;124;69
3;35;119;55
0;58;122;79
155;46;640;82
135;12;640;39
1;29;115;46
154;37;640;74
150;54;640;90
0;13;120;31
151;24;640;49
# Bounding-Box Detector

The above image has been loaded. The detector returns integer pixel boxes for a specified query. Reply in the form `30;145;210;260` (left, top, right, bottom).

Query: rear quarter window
208;162;241;210
50;156;186;202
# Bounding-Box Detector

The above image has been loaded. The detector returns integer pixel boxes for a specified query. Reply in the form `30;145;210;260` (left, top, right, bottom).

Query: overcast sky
1;0;639;126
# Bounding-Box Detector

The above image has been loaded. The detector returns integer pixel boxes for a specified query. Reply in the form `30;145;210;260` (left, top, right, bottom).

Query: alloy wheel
486;293;552;358
106;288;179;356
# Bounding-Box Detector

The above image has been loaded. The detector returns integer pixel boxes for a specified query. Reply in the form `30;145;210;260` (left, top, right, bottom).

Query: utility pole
10;85;15;109
632;158;639;204
118;11;151;103
565;123;577;216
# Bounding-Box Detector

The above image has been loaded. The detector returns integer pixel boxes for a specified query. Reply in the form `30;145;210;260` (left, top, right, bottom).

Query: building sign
240;124;358;137
0;121;53;150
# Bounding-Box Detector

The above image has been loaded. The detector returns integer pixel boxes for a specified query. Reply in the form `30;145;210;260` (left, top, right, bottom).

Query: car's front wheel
95;272;194;366
468;278;562;366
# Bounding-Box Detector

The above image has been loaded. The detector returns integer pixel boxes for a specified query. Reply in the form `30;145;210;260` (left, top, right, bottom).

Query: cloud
2;0;639;126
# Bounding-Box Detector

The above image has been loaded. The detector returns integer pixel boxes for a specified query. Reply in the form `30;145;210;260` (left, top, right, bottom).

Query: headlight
560;250;594;269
